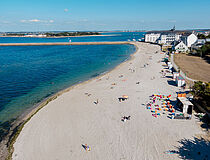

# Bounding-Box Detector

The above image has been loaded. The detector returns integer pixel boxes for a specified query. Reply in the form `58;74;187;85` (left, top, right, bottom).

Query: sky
0;0;210;32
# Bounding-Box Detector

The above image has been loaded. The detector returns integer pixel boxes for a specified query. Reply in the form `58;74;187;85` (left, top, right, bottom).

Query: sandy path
12;42;202;160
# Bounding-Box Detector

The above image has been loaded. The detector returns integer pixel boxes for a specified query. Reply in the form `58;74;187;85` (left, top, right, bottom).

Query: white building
158;33;181;44
191;39;206;50
145;31;181;44
172;41;189;53
145;31;198;49
177;97;193;114
173;72;179;79
175;75;185;87
206;38;210;42
181;33;198;47
145;33;160;43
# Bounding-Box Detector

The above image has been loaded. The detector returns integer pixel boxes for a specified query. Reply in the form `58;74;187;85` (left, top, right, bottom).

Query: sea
0;32;145;141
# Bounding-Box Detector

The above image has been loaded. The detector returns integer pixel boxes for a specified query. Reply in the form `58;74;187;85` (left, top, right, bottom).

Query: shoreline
0;42;137;160
7;42;204;159
15;42;137;124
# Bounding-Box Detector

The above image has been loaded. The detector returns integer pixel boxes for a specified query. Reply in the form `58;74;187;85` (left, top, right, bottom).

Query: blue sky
0;0;210;31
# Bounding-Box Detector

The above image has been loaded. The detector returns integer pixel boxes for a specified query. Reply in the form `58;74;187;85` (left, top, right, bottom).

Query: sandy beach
12;42;203;160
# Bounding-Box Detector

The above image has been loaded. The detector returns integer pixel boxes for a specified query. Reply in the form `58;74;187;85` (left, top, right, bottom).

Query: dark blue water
0;32;145;43
0;32;143;140
0;43;136;140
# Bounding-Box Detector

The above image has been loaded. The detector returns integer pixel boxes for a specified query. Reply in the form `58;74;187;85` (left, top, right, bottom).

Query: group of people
121;116;131;122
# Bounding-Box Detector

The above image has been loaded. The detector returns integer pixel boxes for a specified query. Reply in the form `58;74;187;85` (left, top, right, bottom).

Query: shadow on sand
169;137;210;160
167;80;177;86
203;56;210;64
195;114;210;132
165;75;173;79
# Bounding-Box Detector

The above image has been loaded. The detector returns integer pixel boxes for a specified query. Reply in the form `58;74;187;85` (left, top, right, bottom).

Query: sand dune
12;42;202;160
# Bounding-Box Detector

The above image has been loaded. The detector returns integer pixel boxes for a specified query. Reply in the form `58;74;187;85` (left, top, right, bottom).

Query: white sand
12;42;202;160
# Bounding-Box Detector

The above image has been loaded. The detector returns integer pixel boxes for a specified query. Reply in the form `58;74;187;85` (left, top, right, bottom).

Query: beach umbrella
122;95;128;98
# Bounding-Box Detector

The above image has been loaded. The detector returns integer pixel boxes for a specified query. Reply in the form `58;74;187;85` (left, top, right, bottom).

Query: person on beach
82;144;91;151
121;116;131;122
94;99;99;104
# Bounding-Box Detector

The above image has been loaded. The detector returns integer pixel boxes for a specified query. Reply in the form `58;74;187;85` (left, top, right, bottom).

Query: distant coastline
0;34;114;38
0;41;130;46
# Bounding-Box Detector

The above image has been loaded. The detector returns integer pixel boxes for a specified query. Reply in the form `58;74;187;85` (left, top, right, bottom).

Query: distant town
0;31;101;37
144;27;210;122
144;27;210;55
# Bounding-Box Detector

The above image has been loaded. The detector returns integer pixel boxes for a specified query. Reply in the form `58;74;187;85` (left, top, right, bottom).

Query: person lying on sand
82;144;91;151
118;97;128;102
121;116;131;122
119;75;123;78
94;99;99;104
85;93;91;96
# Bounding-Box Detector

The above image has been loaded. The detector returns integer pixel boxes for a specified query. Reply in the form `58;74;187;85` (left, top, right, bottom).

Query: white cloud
29;19;40;22
64;9;68;12
20;19;40;23
168;20;176;23
20;19;54;23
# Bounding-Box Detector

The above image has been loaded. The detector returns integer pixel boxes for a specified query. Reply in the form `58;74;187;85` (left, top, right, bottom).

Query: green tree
197;33;206;39
201;43;210;57
191;81;210;111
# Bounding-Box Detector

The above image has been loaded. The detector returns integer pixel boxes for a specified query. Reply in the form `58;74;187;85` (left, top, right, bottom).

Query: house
177;97;193;115
172;41;189;53
175;75;185;87
191;39;205;50
167;61;173;70
145;32;161;43
157;33;181;45
206;38;210;42
196;39;206;45
173;72;179;79
144;30;198;51
181;32;198;47
145;29;181;44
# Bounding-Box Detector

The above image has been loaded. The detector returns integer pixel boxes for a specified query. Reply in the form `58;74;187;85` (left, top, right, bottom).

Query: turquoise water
0;43;136;140
0;32;145;43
